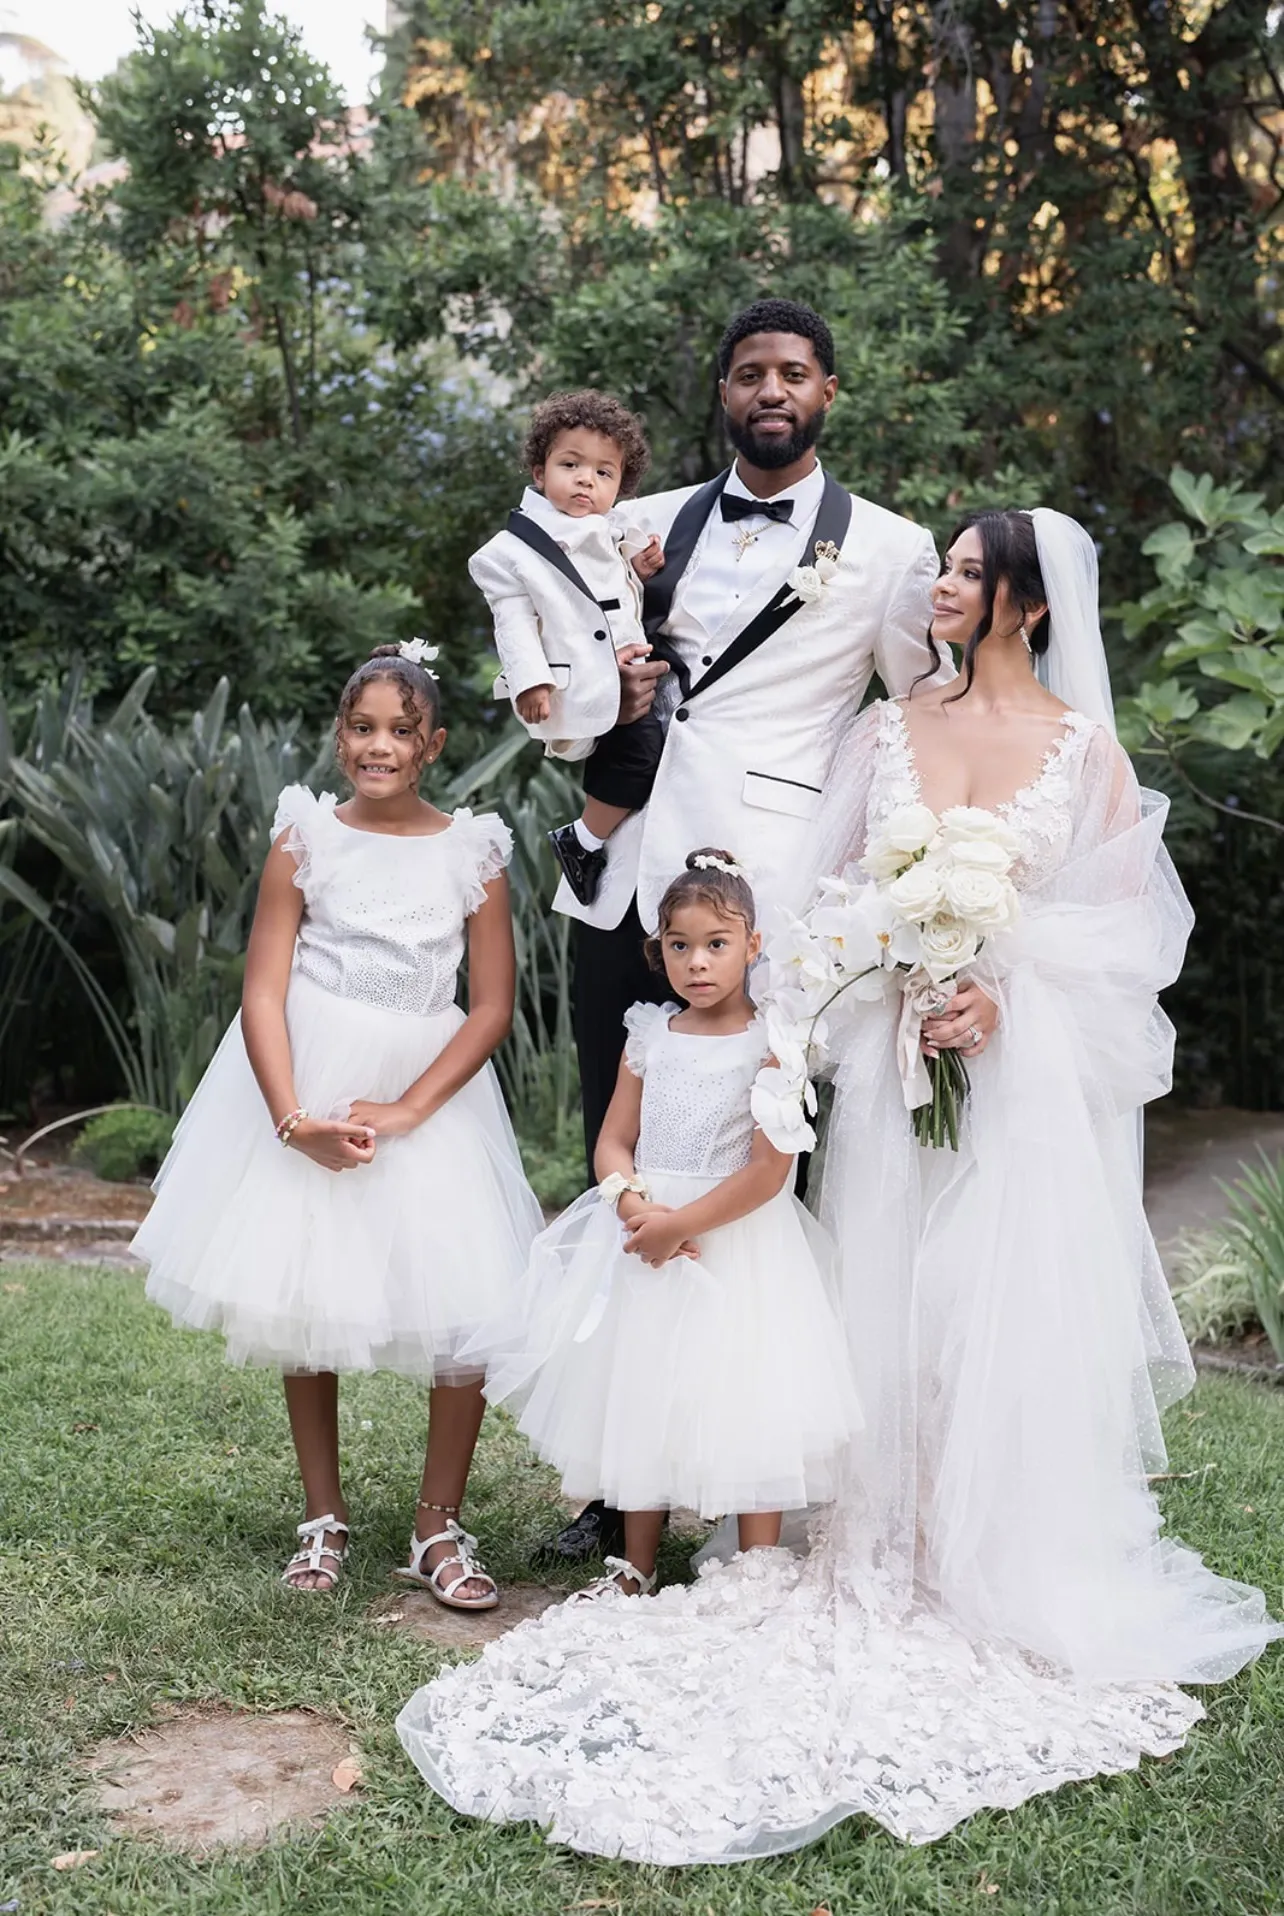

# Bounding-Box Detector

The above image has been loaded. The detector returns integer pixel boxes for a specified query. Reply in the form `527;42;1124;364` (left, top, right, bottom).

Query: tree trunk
933;0;979;288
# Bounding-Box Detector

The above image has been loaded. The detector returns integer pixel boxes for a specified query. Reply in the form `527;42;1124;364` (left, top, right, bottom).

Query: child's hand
622;1206;700;1268
515;684;553;725
289;1117;376;1172
346;1098;420;1138
629;535;665;582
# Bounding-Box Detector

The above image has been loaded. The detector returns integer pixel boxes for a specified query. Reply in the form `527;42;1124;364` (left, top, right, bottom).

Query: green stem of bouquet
793;963;972;1150
913;1046;970;1151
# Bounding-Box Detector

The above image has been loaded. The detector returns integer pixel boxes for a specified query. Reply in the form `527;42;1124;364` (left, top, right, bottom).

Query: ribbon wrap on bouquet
894;970;949;1111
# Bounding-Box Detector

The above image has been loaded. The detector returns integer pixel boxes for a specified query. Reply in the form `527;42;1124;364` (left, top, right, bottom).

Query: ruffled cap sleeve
453;807;514;915
270;784;338;897
622;1001;677;1077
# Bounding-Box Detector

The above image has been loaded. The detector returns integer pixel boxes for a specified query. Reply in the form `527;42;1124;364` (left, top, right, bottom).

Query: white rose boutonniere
787;539;843;607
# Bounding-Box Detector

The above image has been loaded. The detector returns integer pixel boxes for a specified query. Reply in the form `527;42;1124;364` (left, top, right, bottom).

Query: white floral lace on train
395;1547;1203;1864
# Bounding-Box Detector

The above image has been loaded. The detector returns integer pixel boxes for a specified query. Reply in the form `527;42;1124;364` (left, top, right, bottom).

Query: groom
535;296;945;1564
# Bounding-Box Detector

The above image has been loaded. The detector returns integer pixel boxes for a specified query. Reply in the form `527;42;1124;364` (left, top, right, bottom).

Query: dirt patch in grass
372;1582;567;1650
1195;1330;1284;1384
87;1706;356;1849
0;1165;152;1222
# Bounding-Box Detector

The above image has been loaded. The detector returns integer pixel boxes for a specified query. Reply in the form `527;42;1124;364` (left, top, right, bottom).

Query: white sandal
568;1554;658;1603
282;1513;349;1592
393;1517;499;1612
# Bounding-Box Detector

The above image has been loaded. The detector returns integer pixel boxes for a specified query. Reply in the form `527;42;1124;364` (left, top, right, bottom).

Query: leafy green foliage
1170;1229;1265;1349
71;1105;174;1182
0;9;516;733
1118;470;1284;779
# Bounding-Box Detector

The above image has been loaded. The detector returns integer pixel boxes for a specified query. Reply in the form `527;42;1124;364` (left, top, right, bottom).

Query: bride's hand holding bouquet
753;803;1019;1150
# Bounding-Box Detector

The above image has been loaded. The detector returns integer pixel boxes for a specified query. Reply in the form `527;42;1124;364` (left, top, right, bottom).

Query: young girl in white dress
478;848;862;1599
134;643;543;1604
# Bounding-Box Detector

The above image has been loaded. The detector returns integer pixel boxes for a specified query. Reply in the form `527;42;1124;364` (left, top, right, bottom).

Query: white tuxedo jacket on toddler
469;487;645;759
548;466;947;932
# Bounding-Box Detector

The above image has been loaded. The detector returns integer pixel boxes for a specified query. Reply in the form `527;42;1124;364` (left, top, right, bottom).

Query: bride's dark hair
917;509;1050;703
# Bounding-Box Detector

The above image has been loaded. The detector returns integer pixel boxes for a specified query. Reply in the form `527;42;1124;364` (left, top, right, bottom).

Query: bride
396;507;1279;1862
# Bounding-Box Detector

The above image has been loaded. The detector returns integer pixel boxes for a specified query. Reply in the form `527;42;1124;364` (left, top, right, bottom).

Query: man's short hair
716;299;835;379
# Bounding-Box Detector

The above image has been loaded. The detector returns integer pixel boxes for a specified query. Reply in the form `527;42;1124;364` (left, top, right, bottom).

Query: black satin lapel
811;469;854;556
641;470;730;640
683;474;854;704
505;511;597;604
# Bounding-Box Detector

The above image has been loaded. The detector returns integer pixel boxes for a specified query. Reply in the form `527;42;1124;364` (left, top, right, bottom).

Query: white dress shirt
667;461;827;673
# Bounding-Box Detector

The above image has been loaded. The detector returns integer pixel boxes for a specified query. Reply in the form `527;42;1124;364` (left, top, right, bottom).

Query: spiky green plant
448;732;583;1193
1219;1151;1284;1361
1169;1227;1263;1348
0;668;330;1111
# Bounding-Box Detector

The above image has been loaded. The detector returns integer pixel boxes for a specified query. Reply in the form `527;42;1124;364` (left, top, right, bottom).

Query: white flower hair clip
399;637;440;678
693;854;746;879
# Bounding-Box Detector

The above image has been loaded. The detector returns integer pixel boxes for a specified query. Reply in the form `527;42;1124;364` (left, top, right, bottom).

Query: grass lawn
2;1261;1283;1916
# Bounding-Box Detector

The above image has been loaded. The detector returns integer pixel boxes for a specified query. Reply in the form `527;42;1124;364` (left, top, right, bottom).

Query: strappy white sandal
282;1513;350;1592
393;1515;499;1612
568;1554;658;1603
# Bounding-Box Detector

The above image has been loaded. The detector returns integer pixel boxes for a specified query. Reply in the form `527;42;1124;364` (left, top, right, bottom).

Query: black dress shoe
548;823;608;906
531;1498;626;1567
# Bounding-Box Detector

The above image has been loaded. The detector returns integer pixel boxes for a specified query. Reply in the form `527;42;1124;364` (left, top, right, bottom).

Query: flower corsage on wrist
598;1171;649;1210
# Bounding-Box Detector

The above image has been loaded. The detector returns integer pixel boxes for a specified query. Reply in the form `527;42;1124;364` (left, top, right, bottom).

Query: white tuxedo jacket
469;504;644;757
550;469;945;932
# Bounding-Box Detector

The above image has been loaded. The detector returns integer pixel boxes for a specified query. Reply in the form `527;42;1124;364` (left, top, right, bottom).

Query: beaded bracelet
276;1108;307;1147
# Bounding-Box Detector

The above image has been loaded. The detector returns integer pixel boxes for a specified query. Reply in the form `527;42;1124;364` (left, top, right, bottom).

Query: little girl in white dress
474;847;861;1599
134;643;542;1603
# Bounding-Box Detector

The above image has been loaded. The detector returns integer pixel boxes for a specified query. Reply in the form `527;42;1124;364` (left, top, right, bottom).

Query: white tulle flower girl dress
478;999;862;1520
134;786;542;1376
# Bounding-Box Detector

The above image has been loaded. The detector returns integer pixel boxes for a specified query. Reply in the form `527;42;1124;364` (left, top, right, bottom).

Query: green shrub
1171;1152;1284;1359
1169;1229;1262;1347
1220;1152;1284;1360
72;1106;174;1183
518;1121;587;1214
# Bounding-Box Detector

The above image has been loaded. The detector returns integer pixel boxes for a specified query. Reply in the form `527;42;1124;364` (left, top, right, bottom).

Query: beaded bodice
869;700;1097;890
271;786;511;1018
624;1002;769;1179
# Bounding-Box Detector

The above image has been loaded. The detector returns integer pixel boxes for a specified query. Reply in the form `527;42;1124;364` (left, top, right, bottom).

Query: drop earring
1019;623;1032;655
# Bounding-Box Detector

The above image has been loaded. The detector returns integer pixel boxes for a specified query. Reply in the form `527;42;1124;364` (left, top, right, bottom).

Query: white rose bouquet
753;804;1021;1151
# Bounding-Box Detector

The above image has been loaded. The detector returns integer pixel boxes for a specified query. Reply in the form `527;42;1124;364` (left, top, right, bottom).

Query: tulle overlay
395;705;1279;1860
137;976;542;1375
484;1171;862;1517
135;787;543;1376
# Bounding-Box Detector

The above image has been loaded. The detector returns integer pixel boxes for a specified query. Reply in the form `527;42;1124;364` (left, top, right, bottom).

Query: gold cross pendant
732;526;760;560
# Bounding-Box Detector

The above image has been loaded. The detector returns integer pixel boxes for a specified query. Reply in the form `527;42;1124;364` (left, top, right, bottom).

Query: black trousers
572;900;670;1178
581;713;665;812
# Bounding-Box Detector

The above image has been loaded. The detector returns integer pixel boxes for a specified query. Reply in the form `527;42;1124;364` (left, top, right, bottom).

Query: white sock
574;819;606;852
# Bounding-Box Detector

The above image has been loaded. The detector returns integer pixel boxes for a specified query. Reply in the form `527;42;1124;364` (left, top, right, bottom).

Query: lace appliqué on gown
875;700;1096;889
396;1549;1203;1863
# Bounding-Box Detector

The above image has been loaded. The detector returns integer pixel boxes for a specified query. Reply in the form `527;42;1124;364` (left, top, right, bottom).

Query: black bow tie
720;493;794;525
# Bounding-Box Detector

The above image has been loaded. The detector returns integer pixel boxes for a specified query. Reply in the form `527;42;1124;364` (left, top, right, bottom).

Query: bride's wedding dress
397;523;1279;1858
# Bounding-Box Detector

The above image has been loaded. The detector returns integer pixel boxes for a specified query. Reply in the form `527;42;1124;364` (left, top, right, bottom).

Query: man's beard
724;402;826;471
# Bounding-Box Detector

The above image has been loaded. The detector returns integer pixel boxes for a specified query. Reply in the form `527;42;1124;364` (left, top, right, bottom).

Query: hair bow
399;637;440;678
